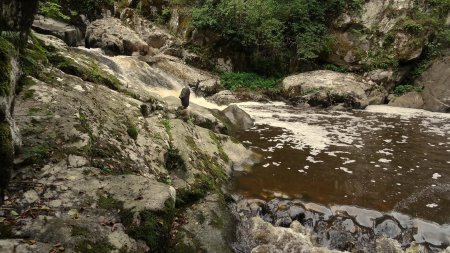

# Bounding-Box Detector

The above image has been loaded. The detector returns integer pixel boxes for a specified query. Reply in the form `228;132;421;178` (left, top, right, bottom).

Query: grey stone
23;190;40;204
222;104;254;130
388;92;424;109
283;70;387;109
375;219;402;239
85;17;149;55
32;15;83;46
416;56;450;112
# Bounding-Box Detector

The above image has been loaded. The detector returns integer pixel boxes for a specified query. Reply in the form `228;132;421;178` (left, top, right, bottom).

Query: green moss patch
0;37;15;97
75;240;114;253
47;52;122;90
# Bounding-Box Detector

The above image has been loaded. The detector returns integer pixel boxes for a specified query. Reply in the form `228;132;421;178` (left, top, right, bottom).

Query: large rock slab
85;17;149;55
32;15;83;46
416;56;450;112
388;91;424;109
282;70;386;109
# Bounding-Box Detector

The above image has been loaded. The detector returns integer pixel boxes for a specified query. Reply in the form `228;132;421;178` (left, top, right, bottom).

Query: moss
165;148;187;172
71;225;89;237
0;223;13;239
175;173;214;207
126;200;175;253
97;194;123;210
20;35;48;77
126;125;139;140
47;52;122;90
23;144;50;165
0;123;14;198
0;37;15;97
208;131;229;163
74;240;115;253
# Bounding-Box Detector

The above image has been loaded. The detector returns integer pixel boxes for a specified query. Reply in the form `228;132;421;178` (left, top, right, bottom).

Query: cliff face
0;0;39;201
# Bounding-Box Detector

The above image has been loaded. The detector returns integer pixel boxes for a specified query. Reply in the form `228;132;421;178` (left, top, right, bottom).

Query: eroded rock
282;70;387;109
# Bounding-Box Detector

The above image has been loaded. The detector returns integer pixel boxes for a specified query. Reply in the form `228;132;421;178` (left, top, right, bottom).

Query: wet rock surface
233;198;449;253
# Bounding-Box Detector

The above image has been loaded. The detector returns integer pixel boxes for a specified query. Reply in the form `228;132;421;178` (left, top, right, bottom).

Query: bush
393;84;423;96
190;0;364;73
220;72;279;91
39;0;70;21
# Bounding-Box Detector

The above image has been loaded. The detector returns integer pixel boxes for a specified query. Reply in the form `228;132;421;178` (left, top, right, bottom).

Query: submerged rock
282;70;387;109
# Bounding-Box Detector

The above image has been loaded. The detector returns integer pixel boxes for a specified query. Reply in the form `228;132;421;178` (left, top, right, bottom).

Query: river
230;102;450;249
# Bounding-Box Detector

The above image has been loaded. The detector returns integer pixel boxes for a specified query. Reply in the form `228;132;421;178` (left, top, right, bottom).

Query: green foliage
191;0;363;73
161;118;171;132
402;20;424;35
393;84;423;96
220;72;279;90
323;64;348;73
39;0;70;21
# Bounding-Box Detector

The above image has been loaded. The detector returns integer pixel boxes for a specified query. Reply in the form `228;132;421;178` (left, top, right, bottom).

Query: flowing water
230;102;450;242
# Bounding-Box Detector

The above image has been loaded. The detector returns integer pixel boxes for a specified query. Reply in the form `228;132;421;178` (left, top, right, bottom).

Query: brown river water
230;102;449;228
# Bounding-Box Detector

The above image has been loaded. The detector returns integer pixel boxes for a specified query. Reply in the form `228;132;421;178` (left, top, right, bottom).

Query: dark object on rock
140;104;150;117
179;86;191;109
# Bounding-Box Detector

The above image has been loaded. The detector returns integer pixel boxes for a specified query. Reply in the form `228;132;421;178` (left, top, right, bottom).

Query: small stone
68;155;88;168
49;200;62;208
23;190;40;204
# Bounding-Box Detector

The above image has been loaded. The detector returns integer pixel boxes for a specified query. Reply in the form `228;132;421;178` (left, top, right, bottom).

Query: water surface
232;103;450;224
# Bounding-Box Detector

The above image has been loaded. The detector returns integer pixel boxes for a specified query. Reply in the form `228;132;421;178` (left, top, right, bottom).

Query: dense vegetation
190;0;364;75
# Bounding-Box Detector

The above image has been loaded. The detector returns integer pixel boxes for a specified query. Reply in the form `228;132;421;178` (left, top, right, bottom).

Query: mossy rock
125;200;175;253
0;37;15;97
47;52;122;90
0;123;13;199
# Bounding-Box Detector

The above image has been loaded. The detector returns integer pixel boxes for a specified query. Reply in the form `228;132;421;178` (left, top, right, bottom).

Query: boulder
282;70;387;109
209;90;239;105
85;17;149;55
416;56;450;112
327;0;426;68
120;8;173;49
222;105;254;130
388;92;424;109
32;15;83;47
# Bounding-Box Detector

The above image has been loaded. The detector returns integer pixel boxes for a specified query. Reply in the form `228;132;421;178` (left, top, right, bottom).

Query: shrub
220;72;279;91
393;84;423;96
39;0;70;21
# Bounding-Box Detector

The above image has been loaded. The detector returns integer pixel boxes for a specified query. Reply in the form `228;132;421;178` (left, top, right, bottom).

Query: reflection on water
231;103;450;225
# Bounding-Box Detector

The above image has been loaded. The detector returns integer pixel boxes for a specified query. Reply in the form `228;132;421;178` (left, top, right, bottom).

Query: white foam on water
426;203;438;208
379;158;392;163
432;173;442;179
